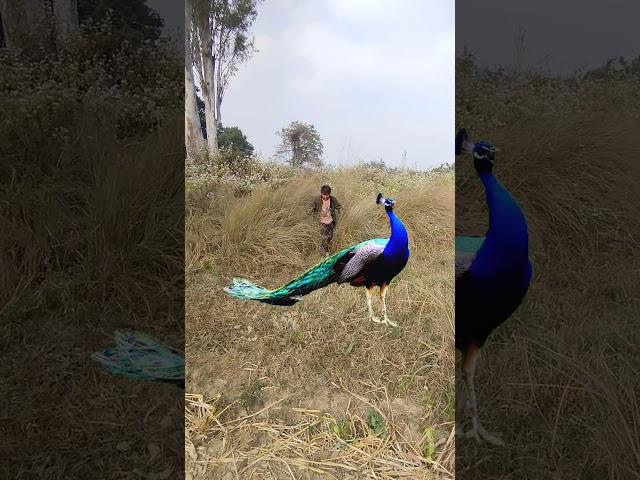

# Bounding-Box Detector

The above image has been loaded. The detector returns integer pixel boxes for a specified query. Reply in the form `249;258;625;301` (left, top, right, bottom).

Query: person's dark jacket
308;195;343;225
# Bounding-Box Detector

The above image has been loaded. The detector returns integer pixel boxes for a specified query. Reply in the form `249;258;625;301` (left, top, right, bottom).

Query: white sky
219;0;454;170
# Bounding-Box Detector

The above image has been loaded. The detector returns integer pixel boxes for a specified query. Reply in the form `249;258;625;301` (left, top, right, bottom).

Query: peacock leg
380;284;397;327
365;287;381;323
461;344;505;446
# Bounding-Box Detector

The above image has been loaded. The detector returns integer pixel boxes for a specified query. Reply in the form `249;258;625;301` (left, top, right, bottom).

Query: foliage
186;151;452;206
423;426;436;462
456;52;640;135
210;0;260;67
275;121;324;168
0;14;182;151
186;150;295;198
77;0;164;42
217;125;254;155
366;409;388;438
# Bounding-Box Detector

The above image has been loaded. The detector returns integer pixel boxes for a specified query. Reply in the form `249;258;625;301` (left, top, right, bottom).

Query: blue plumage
455;128;532;445
224;193;410;326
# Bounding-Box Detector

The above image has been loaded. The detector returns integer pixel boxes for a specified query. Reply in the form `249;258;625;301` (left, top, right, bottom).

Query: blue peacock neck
479;172;529;259
383;209;410;261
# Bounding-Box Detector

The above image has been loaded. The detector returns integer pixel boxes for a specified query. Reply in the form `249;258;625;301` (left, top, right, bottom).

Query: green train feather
224;238;388;306
91;330;184;388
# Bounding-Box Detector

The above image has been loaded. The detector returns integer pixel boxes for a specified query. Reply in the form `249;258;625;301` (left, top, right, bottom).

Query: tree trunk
215;83;222;130
201;40;218;153
185;0;204;157
292;141;301;167
0;0;46;50
192;1;218;154
52;0;80;43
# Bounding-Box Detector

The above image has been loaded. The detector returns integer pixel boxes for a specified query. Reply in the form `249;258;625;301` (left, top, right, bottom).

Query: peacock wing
455;235;485;279
337;241;386;283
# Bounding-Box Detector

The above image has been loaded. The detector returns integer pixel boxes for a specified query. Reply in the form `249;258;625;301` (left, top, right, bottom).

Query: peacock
224;193;410;327
455;128;532;445
91;330;184;388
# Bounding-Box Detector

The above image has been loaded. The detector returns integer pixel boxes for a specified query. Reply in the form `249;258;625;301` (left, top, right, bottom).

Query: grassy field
185;163;455;479
0;116;185;478
456;55;640;478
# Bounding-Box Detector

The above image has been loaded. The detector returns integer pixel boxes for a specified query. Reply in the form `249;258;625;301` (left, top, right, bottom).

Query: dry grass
1;115;185;478
186;167;455;479
455;112;640;478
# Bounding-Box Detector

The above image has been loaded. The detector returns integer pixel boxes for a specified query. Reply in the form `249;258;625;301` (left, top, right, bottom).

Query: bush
0;13;182;166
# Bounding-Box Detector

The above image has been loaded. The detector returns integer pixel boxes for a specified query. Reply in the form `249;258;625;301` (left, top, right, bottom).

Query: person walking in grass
308;185;343;256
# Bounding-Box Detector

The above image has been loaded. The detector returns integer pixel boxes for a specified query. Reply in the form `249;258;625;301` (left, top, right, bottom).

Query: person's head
320;185;331;199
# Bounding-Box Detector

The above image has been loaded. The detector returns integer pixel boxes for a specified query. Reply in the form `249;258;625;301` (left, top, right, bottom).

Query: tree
190;0;260;153
217;125;253;156
276;121;324;167
185;0;204;156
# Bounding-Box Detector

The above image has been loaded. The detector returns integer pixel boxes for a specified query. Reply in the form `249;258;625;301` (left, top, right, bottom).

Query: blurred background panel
456;0;640;477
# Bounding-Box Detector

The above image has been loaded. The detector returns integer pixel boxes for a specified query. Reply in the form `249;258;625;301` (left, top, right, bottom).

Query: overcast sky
195;0;454;170
456;0;640;75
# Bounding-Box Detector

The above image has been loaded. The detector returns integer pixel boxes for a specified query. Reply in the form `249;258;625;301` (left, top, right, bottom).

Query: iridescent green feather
224;238;388;305
91;330;184;387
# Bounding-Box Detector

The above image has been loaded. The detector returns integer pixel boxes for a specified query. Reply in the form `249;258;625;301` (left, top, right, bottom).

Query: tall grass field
186;160;455;479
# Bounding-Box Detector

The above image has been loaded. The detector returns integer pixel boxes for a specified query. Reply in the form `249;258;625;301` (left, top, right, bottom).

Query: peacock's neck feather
383;210;410;261
475;172;529;267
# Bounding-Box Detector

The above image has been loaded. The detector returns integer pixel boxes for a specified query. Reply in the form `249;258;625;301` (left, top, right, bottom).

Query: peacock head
376;192;396;212
455;128;497;174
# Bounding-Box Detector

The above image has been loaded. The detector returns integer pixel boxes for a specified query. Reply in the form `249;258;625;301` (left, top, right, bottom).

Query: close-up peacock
455;128;533;445
91;330;184;388
224;193;410;327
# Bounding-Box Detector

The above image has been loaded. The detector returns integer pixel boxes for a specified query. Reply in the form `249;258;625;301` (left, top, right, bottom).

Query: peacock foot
464;423;505;446
370;316;382;324
382;316;398;327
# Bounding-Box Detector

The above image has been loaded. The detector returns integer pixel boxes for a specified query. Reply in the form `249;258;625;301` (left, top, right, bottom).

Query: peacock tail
224;238;388;306
91;330;184;388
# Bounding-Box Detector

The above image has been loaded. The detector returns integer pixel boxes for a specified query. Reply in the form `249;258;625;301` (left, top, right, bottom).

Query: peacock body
455;128;532;445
